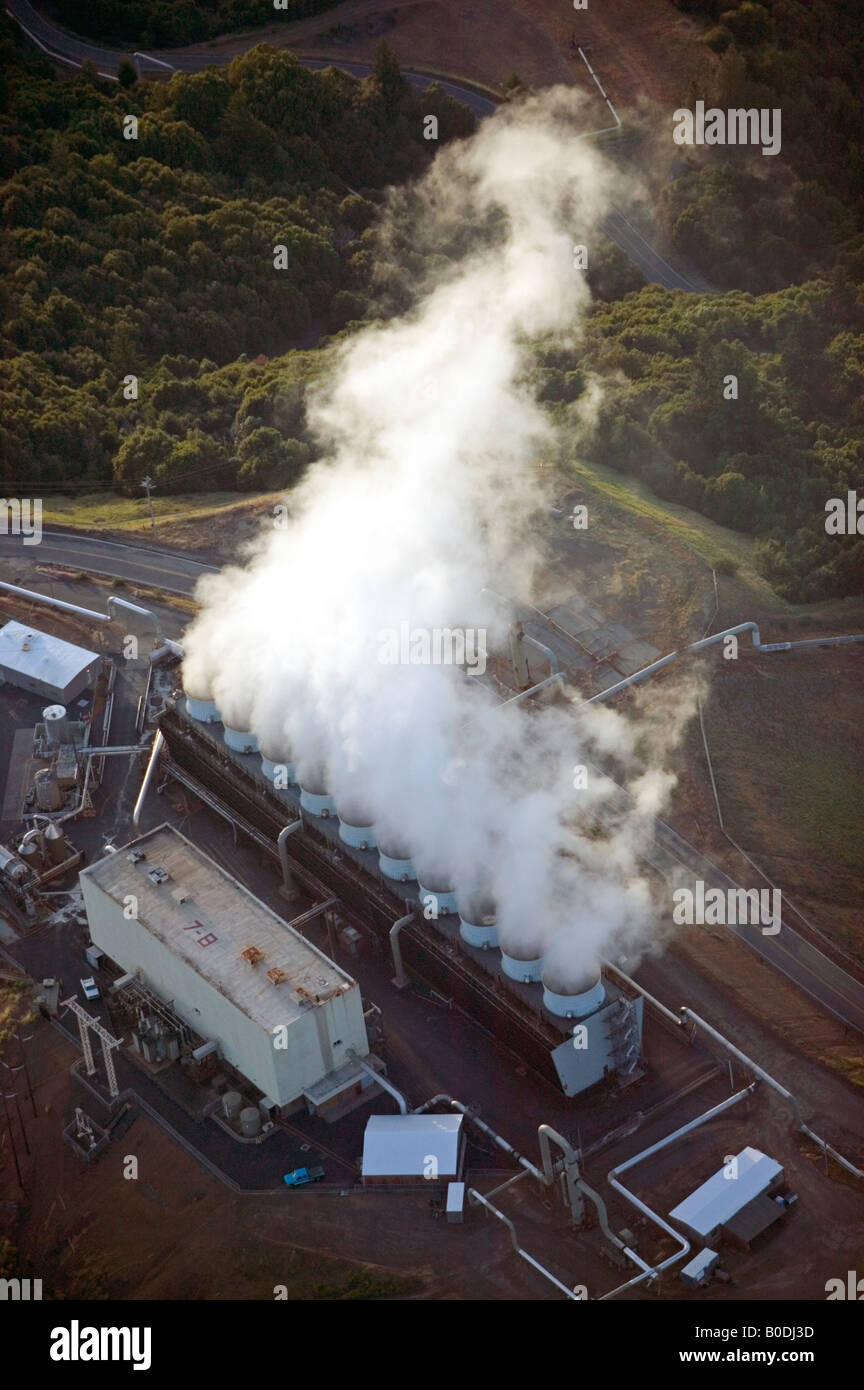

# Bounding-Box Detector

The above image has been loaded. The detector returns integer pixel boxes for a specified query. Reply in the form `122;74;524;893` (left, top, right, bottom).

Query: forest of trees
2;5;862;600
49;0;336;48
666;0;863;292
0;20;474;496
532;248;864;601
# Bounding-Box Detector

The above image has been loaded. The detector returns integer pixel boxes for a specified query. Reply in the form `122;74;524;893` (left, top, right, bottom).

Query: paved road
0;529;216;596
6;0;705;291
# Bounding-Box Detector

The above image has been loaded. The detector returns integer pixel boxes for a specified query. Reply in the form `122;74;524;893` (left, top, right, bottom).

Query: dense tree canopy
48;0;338;48
0;22;474;497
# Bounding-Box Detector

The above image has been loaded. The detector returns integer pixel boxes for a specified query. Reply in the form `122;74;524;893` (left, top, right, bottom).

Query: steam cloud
182;89;696;986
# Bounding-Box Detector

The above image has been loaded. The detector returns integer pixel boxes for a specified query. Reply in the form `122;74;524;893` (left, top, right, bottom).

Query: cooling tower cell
458;896;499;949
377;835;417;883
417;873;458;916
542;965;606;1019
185;696;222;724
337;802;378;850
34;768;63;811
42;704;69;746
298;769;336;818
499;935;544;984
223;724;259;755
181;672;221;724
259;742;297;785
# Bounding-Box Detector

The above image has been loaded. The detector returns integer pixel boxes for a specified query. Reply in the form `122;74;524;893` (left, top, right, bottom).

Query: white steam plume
181;89;695;984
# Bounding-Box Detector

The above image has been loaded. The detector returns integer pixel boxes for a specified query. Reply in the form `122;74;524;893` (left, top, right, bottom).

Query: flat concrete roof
0;620;99;692
80;824;354;1032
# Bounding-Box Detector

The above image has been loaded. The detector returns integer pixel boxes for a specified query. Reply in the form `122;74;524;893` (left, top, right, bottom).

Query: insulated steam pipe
481;587;559;684
602;1084;757;1299
538;1124;650;1272
346;1049;407;1113
499;672;568;707
0;580;161;636
680;1009;864;1179
276;820;302;893
389;913;415;989
582;620;864;706
413;1095;545;1182
467;1189;583;1301
131;730;163;831
604;963;864;1181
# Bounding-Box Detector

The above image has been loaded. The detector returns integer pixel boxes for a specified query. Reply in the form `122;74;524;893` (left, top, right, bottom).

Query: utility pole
1;1086;23;1187
141;475;156;531
13;1026;37;1120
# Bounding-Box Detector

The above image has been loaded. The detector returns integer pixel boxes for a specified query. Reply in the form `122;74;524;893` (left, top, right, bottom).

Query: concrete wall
80;875;368;1107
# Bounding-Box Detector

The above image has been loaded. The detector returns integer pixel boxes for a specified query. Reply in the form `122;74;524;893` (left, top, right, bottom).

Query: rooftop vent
148;866;170;886
128;849;146;864
241;946;265;966
267;967;288;986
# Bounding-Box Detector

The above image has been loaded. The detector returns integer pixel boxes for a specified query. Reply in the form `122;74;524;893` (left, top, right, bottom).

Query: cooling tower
181;672;221;724
337;802;378;850
417;871;458;916
377;834;417;883
499;932;544;983
259;740;297;785
298;768;336;818
542;964;606;1019
458;895;499;949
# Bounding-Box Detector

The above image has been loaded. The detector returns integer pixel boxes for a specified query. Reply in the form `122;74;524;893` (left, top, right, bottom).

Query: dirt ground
179;0;710;110
3;983;861;1302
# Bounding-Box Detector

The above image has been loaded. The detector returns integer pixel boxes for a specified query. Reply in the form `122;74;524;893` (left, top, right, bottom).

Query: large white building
79;825;374;1117
0;620;102;702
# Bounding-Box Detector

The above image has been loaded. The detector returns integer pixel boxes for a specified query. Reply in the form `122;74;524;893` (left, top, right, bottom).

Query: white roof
362;1113;464;1177
0;620;99;691
670;1147;783;1238
81;824;355;1031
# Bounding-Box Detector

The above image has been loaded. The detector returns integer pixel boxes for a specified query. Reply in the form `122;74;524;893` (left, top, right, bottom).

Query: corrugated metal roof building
362;1113;465;1186
669;1147;783;1244
0;620;102;702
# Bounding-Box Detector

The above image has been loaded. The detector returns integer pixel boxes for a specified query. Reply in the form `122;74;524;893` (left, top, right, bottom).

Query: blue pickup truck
283;1165;325;1187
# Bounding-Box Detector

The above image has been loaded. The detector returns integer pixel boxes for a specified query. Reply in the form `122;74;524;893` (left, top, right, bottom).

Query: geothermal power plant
156;677;644;1098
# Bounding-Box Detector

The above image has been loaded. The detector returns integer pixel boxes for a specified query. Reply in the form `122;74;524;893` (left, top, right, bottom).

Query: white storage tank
222;1090;243;1120
499;932;544;984
240;1106;262;1137
260;741;296;785
458;896;499;950
377;834;416;883
298;768;336;818
542;964;606;1019
417;872;458;916
43;704;70;746
337;802;378;850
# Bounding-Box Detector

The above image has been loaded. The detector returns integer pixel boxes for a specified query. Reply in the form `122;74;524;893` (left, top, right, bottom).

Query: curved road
0;528;217;595
5;0;706;291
